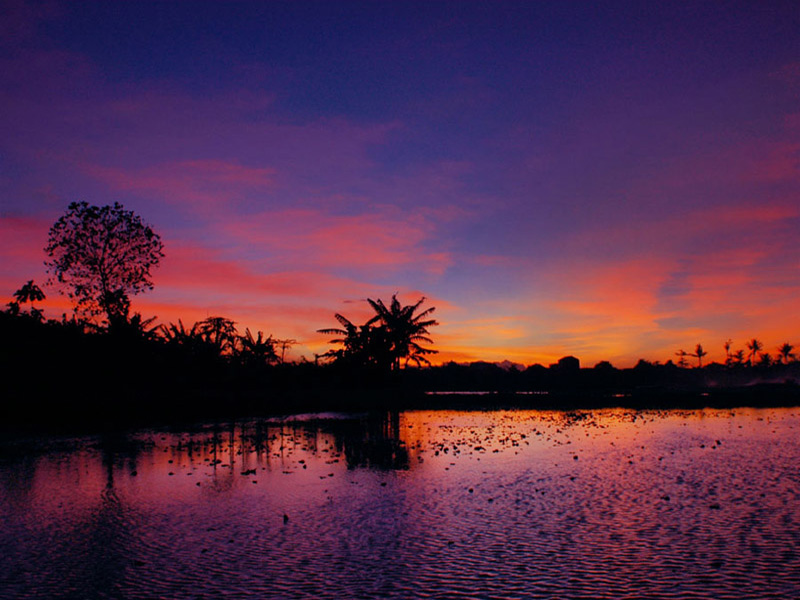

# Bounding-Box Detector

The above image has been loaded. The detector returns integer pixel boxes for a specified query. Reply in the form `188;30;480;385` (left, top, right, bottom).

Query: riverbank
3;381;800;438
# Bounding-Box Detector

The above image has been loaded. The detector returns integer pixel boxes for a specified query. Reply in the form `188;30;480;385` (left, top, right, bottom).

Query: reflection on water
2;408;800;598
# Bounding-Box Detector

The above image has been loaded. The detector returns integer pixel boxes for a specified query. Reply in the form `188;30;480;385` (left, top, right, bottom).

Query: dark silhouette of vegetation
45;202;164;326
3;205;800;431
273;338;297;364
747;338;763;367
778;343;795;365
195;316;238;356
2;292;800;432
318;313;392;371
7;280;46;321
724;339;733;366
318;294;438;373
691;344;707;368
368;295;438;369
238;328;279;367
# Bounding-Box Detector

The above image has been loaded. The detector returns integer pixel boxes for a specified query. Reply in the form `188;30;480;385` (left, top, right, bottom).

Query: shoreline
2;381;800;439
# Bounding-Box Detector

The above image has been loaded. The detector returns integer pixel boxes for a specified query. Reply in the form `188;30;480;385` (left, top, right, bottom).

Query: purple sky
1;0;798;366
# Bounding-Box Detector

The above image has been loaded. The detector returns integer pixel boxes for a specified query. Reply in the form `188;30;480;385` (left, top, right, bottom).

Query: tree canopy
44;201;164;323
319;294;438;371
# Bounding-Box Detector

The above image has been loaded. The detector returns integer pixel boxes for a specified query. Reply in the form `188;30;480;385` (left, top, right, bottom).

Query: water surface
2;408;800;599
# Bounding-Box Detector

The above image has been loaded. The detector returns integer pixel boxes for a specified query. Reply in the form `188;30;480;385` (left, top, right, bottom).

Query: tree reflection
192;414;412;473
333;412;409;470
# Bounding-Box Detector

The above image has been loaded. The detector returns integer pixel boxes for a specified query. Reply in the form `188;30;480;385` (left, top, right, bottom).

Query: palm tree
160;319;197;344
777;343;796;365
237;328;278;366
732;349;745;365
675;349;689;368
196;316;238;356
110;311;159;341
692;343;708;368
318;313;361;360
723;339;733;366
747;338;763;367
273;338;297;364
160;319;218;360
8;280;46;320
318;313;390;368
366;294;438;369
318;295;438;370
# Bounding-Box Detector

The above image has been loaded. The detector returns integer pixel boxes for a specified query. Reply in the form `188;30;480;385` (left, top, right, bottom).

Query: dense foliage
318;294;438;371
45;202;164;324
3;202;800;430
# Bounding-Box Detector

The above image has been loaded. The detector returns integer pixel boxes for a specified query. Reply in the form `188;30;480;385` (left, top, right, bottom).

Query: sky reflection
2;409;800;597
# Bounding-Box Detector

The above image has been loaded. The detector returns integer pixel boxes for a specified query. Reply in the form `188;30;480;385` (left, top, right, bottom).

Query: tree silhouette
45;202;163;324
777;343;795;365
8;280;46;320
109;312;160;342
13;280;46;304
273;338;297;364
732;349;745;365
318;313;391;369
746;338;763;367
675;349;689;368
160;319;198;346
366;294;438;369
237;328;278;366
318;313;359;352
196;316;238;356
161;318;235;362
691;343;707;368
723;339;733;366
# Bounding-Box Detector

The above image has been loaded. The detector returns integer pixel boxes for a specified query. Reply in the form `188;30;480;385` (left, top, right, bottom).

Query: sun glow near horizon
1;1;798;369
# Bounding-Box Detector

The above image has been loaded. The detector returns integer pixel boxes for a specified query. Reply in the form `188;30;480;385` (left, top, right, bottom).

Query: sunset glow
1;1;798;366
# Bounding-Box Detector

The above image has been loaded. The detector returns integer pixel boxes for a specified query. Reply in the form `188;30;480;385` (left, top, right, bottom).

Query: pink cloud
221;207;453;276
0;215;52;290
559;199;798;263
736;142;799;184
83;160;275;207
152;241;381;300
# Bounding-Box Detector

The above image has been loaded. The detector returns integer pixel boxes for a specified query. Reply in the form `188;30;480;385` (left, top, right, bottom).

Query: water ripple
2;408;800;598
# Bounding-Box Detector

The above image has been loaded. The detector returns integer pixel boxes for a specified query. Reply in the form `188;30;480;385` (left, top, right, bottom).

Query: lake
2;408;800;599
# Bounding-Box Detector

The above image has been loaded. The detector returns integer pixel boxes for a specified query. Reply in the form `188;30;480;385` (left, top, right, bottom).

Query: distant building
550;355;580;372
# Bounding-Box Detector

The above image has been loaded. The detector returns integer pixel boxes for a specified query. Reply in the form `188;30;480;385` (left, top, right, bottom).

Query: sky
1;0;798;367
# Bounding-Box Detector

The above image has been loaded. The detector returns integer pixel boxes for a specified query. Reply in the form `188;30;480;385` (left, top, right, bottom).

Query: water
2;408;800;599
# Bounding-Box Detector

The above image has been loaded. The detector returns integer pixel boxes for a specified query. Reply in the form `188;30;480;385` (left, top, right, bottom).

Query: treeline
0;306;319;427
3;301;800;431
3;199;800;430
0;294;441;428
407;356;800;394
674;340;797;369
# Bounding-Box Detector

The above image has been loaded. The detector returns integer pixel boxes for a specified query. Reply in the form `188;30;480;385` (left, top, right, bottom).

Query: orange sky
1;2;798;367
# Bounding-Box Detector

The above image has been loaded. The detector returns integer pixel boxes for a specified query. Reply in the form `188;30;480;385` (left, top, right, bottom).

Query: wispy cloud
84;160;276;207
